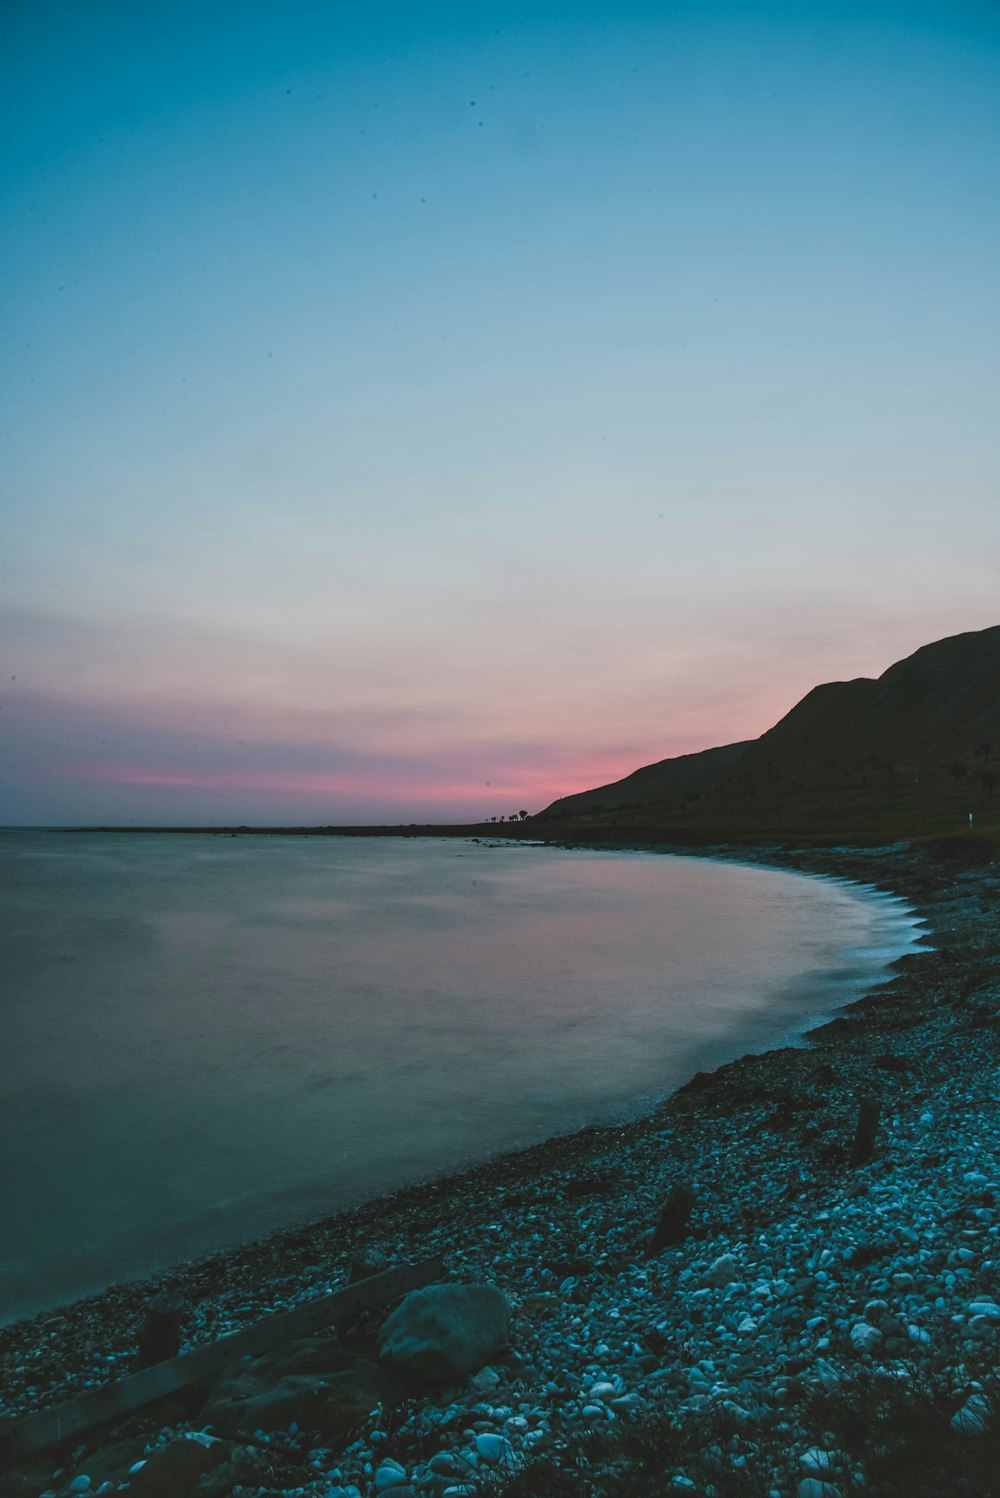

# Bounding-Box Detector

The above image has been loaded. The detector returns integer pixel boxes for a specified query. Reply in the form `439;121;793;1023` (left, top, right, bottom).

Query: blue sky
3;1;998;823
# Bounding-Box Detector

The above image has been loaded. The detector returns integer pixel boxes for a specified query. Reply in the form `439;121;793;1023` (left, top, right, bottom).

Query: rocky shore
2;841;999;1498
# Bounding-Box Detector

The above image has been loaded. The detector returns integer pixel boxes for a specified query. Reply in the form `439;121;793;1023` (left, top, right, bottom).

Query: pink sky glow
78;763;576;807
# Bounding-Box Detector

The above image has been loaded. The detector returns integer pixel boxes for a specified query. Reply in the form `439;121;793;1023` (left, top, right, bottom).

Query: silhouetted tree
948;760;968;786
978;769;999;797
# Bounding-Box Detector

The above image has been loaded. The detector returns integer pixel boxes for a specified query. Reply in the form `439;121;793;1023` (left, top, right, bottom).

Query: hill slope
541;625;1000;842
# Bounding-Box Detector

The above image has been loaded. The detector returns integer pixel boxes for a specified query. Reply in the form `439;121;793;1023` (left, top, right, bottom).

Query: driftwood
1;1256;444;1462
137;1290;185;1367
850;1096;882;1167
646;1184;695;1256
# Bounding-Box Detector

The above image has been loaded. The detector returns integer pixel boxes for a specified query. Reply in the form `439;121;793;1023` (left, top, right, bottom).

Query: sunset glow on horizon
4;1;999;825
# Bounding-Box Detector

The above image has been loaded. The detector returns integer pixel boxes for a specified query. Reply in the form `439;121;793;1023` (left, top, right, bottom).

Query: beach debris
0;1257;442;1460
646;1184;695;1256
849;1096;882;1167
199;1336;403;1440
136;1291;184;1369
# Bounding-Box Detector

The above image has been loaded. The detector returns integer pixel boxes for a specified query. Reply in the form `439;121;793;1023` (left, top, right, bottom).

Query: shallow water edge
0;838;928;1353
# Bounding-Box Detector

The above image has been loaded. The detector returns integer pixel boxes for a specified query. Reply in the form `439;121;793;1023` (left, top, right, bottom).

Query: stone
702;1255;738;1288
474;1433;511;1465
799;1448;835;1472
190;1451;256;1498
201;1336;403;1439
374;1459;408;1490
848;1321;883;1353
426;1453;464;1476
376;1283;510;1387
126;1437;228;1498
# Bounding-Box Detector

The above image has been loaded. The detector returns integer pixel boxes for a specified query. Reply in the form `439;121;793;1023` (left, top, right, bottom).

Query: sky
2;0;999;825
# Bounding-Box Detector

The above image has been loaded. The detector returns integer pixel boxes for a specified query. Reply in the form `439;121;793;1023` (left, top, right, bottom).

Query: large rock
376;1282;510;1386
200;1335;402;1439
126;1435;230;1498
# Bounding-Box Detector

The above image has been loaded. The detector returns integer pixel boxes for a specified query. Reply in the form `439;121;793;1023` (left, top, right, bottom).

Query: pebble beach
2;840;998;1498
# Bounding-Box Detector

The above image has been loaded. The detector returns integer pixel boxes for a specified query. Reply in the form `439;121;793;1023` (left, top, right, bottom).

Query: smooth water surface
0;832;919;1320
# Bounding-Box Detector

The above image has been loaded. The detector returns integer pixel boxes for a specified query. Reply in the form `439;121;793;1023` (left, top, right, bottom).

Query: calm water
0;832;919;1321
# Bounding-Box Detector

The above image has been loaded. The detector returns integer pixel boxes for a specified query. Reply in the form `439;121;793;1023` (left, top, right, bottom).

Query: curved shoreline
0;844;945;1373
1;838;997;1495
0;840;918;1329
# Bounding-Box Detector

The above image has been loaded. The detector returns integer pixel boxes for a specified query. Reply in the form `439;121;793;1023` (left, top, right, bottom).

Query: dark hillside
539;625;1000;842
546;741;752;818
748;625;1000;775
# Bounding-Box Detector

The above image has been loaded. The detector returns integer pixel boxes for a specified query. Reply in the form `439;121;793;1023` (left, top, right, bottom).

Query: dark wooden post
137;1291;184;1368
337;1252;388;1341
646;1184;695;1257
850;1097;881;1167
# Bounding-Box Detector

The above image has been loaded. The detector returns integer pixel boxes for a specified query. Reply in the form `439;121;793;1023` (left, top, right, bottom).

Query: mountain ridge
539;625;1000;842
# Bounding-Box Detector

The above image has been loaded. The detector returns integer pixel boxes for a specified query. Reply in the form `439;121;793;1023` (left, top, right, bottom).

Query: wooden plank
2;1257;444;1461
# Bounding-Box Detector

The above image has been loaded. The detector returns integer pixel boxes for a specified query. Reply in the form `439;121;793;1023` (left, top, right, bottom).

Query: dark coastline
2;835;998;1496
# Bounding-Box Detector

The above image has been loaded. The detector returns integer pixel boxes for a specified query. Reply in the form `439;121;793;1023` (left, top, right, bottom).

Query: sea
0;831;921;1323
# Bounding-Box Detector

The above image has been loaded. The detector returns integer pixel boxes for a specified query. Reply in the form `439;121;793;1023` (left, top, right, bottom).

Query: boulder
376;1283;510;1386
200;1335;403;1439
126;1435;230;1498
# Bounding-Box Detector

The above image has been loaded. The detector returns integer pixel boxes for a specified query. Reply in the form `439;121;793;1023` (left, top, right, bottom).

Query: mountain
540;625;1000;842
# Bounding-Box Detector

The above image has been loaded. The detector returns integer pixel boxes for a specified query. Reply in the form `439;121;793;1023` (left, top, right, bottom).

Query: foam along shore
1;840;998;1498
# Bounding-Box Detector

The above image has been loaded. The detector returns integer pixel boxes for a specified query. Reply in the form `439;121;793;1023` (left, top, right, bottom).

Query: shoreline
2;838;998;1495
0;841;917;1333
